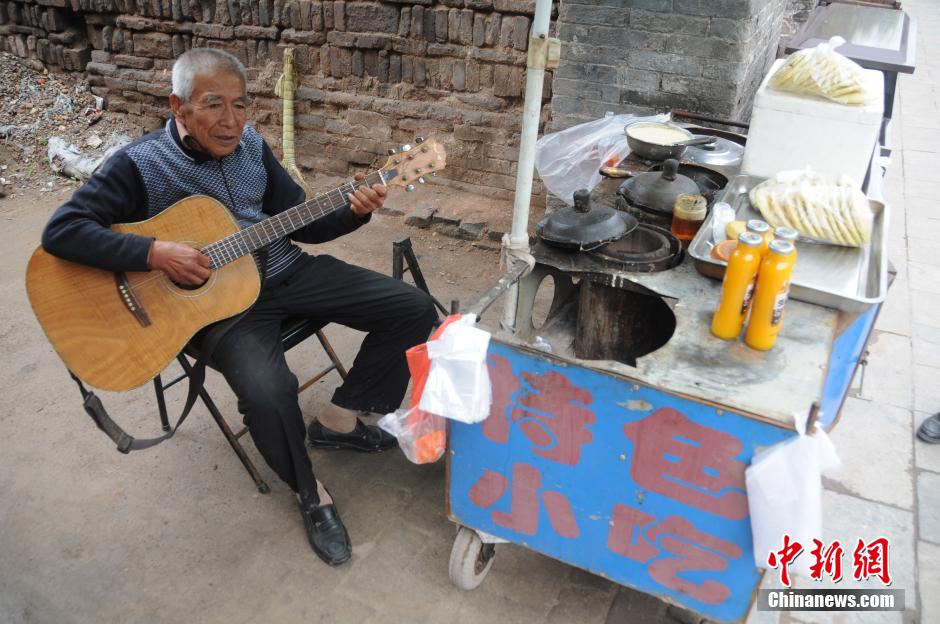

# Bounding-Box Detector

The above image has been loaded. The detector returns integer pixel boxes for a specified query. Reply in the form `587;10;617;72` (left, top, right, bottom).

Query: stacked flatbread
749;172;872;247
769;38;873;105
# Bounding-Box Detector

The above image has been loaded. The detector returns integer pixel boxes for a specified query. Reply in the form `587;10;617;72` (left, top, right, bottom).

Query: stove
534;185;684;278
592;224;683;272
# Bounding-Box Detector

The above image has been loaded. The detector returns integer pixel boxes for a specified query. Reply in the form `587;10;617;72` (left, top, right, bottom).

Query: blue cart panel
448;341;796;623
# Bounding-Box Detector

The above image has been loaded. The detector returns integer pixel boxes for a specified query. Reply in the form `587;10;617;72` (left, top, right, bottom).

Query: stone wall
551;0;790;131
783;0;817;41
0;0;550;202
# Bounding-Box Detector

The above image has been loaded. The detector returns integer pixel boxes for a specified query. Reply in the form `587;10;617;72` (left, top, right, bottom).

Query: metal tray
688;174;889;313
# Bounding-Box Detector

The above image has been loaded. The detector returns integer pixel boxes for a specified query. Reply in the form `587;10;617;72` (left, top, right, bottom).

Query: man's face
171;70;247;159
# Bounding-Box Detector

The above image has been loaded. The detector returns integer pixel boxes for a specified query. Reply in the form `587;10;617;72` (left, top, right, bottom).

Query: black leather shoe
917;413;940;444
299;500;352;566
307;418;398;452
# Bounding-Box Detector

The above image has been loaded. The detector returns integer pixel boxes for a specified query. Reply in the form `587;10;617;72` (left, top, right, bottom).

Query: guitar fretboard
202;170;391;269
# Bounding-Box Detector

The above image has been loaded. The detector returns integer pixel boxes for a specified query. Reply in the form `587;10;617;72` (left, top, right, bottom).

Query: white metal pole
502;0;554;332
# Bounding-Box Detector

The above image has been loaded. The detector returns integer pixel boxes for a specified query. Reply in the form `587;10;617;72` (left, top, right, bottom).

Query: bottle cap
737;231;763;248
768;239;795;255
746;219;770;234
774;226;798;242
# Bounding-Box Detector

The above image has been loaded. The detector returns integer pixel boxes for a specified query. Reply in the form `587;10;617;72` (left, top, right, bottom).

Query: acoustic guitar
26;138;447;392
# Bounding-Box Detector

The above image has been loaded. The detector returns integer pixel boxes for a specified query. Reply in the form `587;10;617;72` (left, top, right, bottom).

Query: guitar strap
69;249;269;454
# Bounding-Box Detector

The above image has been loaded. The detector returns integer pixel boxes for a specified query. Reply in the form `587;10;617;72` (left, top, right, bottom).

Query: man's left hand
348;171;387;217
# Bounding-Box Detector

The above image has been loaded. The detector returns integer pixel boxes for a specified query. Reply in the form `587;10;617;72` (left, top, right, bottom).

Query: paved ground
762;1;939;622
2;1;939;622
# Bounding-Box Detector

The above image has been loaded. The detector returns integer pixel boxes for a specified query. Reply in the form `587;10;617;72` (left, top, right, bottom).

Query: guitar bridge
115;272;152;327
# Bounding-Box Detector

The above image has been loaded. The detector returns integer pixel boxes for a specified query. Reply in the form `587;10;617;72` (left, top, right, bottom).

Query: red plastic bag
378;315;462;464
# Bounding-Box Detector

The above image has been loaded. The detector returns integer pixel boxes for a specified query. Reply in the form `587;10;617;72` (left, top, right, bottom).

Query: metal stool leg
176;356;271;494
153;375;171;432
393;236;447;314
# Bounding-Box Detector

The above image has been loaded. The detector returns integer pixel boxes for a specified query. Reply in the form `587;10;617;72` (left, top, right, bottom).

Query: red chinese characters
607;504;743;605
469;463;579;538
483;355;595;466
809;539;844;583
768;535;892;587
767;534;804;588
482;354;519;445
852;537;892;585
622;407;749;519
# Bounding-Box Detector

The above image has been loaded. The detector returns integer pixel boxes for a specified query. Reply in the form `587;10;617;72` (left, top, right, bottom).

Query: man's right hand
148;240;211;286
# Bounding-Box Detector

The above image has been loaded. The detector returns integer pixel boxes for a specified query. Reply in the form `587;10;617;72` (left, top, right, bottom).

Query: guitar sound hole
172;278;208;291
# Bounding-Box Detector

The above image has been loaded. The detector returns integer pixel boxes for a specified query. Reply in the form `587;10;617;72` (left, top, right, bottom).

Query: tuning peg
418;177;425;184
431;172;437;177
415;136;424;144
401;144;412;152
387;148;397;155
405;184;415;192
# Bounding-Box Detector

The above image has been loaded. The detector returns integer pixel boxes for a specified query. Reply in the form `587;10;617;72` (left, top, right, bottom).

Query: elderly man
41;48;438;566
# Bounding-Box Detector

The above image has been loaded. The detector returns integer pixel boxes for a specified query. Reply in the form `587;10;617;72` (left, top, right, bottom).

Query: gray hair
171;48;247;103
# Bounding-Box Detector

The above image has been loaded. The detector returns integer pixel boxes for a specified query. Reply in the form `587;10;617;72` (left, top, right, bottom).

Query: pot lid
683;135;745;167
537;189;638;251
618;159;700;215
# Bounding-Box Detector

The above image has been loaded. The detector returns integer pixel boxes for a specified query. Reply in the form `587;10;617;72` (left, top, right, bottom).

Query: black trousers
205;253;437;506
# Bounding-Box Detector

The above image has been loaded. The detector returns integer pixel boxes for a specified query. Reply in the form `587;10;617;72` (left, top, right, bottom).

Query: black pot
617;159;701;216
537;189;638;251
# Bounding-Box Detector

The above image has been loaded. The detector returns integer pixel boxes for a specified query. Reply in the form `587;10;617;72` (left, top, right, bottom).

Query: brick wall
783;0;818;40
551;0;789;131
0;0;551;202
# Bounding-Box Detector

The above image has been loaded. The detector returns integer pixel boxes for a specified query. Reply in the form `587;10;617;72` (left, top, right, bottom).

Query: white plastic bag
749;169;873;247
710;201;736;245
769;36;874;105
419;315;492;424
746;414;840;580
378;407;446;464
535;113;669;205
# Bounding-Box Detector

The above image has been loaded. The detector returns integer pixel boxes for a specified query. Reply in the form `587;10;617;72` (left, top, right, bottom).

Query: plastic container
711;232;763;340
745;240;797;351
741;58;884;185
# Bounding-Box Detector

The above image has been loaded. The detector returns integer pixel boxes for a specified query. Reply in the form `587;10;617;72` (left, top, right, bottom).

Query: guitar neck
202;170;389;269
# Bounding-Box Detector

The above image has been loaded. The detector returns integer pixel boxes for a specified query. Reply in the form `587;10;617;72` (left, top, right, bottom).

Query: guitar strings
205;173;382;266
202;171;386;268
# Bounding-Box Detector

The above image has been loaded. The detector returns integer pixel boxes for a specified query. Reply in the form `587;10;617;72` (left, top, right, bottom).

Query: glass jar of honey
671;194;707;247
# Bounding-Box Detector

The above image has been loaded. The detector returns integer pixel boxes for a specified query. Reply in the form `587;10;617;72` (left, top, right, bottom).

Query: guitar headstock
379;137;447;192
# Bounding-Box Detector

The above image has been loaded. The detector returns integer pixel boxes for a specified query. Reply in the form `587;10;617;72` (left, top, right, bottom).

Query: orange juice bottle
773;226;799;261
745;239;797;351
746;219;773;254
711;231;763;340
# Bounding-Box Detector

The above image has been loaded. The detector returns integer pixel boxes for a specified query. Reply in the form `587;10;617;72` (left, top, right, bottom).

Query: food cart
432;0;905;620
444;180;887;622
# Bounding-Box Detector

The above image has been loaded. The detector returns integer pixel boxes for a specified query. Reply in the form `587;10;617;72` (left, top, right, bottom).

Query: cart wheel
449;527;496;590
